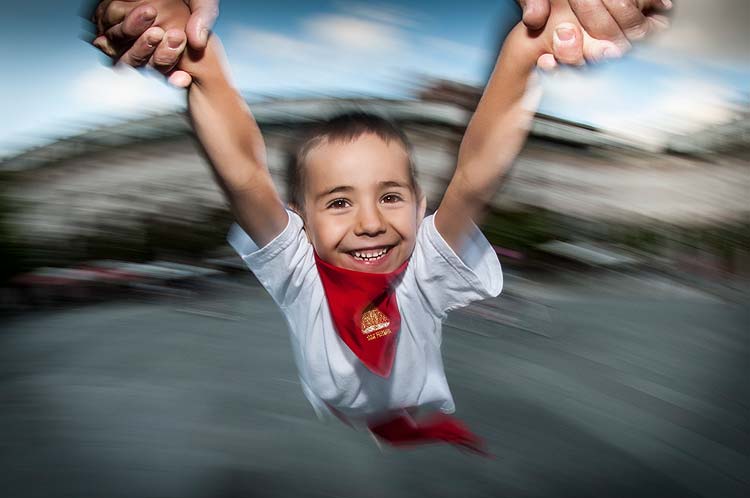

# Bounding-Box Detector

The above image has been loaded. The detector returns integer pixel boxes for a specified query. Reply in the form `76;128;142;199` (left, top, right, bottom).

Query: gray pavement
1;273;748;498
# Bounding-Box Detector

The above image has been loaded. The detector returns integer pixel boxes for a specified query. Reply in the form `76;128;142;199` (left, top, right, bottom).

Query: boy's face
300;133;426;274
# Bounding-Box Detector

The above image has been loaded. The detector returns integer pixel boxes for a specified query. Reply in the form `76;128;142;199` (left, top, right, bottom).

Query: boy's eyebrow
316;181;410;201
378;180;410;189
316;185;353;200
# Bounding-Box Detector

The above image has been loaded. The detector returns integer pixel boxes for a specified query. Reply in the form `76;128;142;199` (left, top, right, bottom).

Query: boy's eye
381;193;403;204
327;198;350;209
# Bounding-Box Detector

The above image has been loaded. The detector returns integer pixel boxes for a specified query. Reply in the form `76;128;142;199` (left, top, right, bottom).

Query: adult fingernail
167;34;182;49
200;28;209;45
660;0;673;9
555;27;575;43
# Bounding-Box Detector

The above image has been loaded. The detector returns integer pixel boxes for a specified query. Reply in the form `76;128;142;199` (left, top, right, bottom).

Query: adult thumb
518;0;550;31
552;23;585;66
186;0;219;50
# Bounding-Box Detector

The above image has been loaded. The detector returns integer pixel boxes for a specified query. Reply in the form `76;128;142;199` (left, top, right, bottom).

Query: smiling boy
98;0;619;453
288;115;423;273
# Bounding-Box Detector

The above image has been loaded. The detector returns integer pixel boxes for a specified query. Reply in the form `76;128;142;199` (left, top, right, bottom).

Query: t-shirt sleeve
227;210;316;309
410;213;503;318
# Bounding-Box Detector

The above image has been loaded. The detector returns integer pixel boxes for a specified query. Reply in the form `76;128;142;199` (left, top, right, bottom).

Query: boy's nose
354;205;387;237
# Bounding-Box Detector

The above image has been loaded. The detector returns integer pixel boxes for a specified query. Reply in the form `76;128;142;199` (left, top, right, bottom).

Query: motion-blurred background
1;1;748;497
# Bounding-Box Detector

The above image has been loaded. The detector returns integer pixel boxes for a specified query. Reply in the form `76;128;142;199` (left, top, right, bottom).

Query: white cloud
70;66;183;115
541;69;745;148
225;7;416;96
594;78;742;146
332;1;426;28
421;36;490;64
226;9;410;77
224;2;493;96
303;14;403;52
539;69;618;108
230;27;316;64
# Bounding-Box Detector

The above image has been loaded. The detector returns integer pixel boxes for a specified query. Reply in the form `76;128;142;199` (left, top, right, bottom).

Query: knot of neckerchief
313;252;408;377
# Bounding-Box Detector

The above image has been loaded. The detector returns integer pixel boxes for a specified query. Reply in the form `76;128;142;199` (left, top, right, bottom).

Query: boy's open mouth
347;246;392;263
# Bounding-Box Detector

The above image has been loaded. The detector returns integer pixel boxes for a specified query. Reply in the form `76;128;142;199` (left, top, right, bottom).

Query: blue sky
1;0;748;155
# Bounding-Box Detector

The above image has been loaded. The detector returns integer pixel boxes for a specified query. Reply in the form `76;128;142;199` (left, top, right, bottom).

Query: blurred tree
481;208;563;251
0;183;29;282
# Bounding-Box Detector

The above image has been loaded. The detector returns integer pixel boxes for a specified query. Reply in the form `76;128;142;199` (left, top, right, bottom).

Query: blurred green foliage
481;209;565;251
72;207;234;263
0;187;29;282
481;207;749;271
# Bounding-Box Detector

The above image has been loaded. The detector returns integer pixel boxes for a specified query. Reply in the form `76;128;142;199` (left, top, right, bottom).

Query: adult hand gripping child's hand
519;0;672;49
90;0;217;87
530;0;672;70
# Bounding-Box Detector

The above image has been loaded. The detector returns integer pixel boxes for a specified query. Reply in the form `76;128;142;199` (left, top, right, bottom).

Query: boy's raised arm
182;38;289;247
435;0;666;253
434;19;556;252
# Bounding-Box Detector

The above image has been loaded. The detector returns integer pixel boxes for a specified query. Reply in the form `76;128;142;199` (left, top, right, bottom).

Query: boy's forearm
188;80;267;192
454;23;543;204
185;37;288;246
436;24;544;247
186;40;268;192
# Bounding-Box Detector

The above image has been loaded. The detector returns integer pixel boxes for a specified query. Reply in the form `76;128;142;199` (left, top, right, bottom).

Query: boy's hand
90;0;218;87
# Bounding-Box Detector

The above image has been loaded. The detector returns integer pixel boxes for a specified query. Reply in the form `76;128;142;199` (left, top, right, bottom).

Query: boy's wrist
181;36;225;88
502;22;549;72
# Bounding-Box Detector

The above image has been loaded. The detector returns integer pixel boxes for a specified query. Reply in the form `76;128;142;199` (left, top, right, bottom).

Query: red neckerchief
314;253;490;456
313;252;407;378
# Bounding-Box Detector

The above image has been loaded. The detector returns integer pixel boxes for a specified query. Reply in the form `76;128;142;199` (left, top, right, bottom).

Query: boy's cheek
307;217;347;250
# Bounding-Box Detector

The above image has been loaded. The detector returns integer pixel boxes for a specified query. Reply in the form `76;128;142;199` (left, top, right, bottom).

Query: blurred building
1;90;748;268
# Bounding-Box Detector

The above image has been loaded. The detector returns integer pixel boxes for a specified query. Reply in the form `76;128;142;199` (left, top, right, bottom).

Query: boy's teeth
352;248;388;260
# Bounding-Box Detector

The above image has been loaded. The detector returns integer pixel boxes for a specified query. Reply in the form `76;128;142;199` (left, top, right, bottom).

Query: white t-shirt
228;210;502;422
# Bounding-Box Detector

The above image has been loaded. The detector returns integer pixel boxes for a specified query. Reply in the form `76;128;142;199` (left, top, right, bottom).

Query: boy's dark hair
286;112;419;210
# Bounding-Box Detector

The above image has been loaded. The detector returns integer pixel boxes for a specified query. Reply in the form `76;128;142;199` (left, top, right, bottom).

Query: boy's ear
288;202;304;219
288;203;312;242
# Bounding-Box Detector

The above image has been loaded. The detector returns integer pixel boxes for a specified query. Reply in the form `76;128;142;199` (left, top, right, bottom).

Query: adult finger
569;0;630;52
96;0;135;33
580;29;623;63
150;29;187;75
551;23;585;66
185;0;220;49
600;0;653;41
517;0;551;31
92;35;118;58
646;13;671;33
105;4;157;45
118;26;165;67
93;0;115;33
